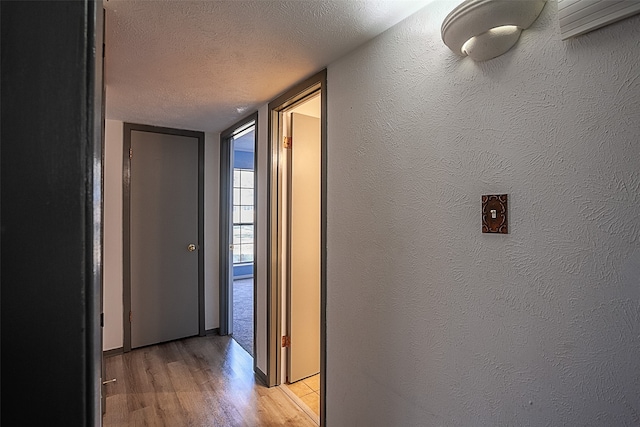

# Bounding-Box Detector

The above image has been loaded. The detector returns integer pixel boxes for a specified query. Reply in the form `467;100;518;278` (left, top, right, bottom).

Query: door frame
122;123;206;352
266;69;327;423
219;112;258;347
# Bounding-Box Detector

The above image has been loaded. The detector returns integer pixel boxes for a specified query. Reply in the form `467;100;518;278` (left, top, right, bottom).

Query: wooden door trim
122;123;205;352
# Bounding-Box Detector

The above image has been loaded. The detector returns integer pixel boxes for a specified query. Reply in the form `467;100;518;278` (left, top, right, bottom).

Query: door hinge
129;310;132;323
283;136;292;149
282;335;291;347
129;147;133;159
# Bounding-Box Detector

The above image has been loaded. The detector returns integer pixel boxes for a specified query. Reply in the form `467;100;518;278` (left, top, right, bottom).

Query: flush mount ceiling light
441;0;547;61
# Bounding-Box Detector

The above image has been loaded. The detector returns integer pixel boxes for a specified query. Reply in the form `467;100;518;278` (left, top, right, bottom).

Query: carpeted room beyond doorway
232;278;253;356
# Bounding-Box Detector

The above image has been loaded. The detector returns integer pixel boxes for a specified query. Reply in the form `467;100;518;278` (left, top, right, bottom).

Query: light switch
482;194;508;234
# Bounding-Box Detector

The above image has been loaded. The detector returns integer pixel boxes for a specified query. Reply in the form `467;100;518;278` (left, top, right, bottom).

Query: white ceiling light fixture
442;0;547;61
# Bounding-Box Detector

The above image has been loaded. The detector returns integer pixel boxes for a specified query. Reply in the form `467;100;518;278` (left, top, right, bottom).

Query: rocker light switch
482;194;508;234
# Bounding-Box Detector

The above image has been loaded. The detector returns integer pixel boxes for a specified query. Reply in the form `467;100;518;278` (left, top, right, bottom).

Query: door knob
187;244;197;252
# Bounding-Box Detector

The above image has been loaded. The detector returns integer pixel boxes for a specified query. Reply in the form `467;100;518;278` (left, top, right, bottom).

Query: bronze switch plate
482;194;508;234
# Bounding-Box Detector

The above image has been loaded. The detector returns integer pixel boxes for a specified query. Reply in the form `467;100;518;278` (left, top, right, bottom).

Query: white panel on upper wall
558;0;640;39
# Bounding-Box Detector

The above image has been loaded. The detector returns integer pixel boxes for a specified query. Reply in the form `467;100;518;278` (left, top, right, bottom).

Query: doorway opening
267;70;326;425
220;114;257;359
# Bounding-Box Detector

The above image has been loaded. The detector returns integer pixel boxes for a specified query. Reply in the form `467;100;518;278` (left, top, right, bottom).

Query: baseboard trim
103;347;124;358
254;367;268;386
205;328;220;336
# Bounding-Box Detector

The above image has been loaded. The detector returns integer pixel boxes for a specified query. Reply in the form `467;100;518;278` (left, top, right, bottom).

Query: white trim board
558;0;640;39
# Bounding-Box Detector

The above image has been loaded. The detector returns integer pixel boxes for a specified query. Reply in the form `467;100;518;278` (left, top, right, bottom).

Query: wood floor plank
103;335;318;427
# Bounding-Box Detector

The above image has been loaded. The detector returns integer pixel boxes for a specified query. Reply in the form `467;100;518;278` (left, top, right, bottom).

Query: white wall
102;120;220;350
326;2;640;425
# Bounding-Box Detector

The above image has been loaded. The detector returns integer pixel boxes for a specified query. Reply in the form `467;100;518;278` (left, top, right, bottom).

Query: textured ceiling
104;0;431;133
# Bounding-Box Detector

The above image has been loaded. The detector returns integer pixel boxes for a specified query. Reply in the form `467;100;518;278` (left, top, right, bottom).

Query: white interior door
130;130;199;349
287;113;321;382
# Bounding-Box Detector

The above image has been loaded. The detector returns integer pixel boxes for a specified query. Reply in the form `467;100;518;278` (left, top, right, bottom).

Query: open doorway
283;94;322;420
267;70;326;425
220;114;257;358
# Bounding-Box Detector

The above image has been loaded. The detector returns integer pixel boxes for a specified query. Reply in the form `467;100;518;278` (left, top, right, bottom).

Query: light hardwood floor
103;335;318;426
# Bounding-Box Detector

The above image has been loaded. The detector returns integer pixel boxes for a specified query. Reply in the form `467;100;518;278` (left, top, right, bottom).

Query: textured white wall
102;120;220;350
326;1;640;425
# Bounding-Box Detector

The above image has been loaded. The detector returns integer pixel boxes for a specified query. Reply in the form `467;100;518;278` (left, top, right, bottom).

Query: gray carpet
232;278;254;357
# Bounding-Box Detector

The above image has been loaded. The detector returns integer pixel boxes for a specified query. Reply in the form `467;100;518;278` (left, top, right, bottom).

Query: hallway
102;335;317;426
